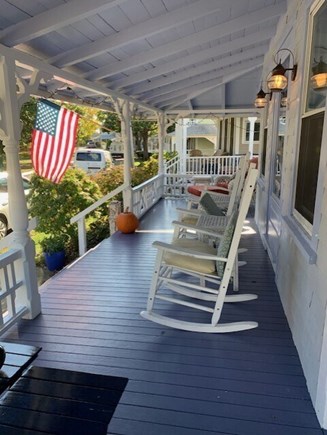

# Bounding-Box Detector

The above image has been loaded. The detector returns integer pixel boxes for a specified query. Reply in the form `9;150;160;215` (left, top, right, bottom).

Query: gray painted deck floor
4;199;326;434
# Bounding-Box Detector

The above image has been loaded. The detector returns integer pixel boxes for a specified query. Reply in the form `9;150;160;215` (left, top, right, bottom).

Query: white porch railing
132;174;164;218
71;176;166;257
164;174;190;197
164;155;241;177
163;155;243;197
0;248;29;334
70;182;129;257
164;155;180;174
0;218;38;335
186;155;241;176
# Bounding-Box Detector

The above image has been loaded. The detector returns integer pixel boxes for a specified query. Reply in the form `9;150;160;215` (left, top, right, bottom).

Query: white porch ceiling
0;0;287;116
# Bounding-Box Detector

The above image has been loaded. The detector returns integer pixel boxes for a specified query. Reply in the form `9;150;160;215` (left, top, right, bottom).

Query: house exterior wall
192;137;215;155
255;0;327;427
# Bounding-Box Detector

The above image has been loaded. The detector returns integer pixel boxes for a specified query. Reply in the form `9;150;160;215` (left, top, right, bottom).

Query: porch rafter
110;27;274;91
85;3;285;82
0;43;161;116
0;0;127;47
129;45;268;97
145;57;264;106
48;0;233;68
156;63;263;110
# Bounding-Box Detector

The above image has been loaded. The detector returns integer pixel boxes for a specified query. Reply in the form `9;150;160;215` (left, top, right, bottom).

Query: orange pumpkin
115;207;139;234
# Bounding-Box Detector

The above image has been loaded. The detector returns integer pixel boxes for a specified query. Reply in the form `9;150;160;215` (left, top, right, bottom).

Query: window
261;128;268;177
294;1;327;228
295;111;324;224
244;120;260;142
76;152;102;162
306;2;327;111
273;117;286;198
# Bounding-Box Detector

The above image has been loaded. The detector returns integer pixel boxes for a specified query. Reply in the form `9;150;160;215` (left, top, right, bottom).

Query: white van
73;148;113;173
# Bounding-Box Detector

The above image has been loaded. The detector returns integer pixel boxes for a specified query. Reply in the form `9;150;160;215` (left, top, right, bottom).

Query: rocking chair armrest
175;207;203;217
171;220;224;238
153;240;226;261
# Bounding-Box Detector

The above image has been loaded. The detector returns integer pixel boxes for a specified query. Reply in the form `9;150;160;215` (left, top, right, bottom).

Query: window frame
291;0;327;251
242;119;260;143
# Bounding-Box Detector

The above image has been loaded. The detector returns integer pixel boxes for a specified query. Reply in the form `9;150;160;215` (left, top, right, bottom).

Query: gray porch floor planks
4;199;326;434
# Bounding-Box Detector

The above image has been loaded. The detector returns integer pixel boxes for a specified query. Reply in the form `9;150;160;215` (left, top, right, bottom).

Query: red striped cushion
187;184;230;197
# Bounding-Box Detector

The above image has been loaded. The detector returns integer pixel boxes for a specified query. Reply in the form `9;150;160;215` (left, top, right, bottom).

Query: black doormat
0;366;128;435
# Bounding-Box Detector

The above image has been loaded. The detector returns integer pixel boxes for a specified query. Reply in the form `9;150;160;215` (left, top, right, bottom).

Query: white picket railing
71;176;165;256
132;174;164;218
186;155;241;176
164;155;241;177
163;155;242;197
164;155;180;174
0;248;29;334
163;174;190;197
70;182;129;257
0;217;39;335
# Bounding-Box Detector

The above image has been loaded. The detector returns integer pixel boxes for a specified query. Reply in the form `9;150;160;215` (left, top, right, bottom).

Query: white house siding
256;0;327;427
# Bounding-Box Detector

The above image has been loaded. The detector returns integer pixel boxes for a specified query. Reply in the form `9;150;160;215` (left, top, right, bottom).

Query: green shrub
91;165;124;196
28;168;102;238
164;150;178;161
40;233;68;254
91;157;159;197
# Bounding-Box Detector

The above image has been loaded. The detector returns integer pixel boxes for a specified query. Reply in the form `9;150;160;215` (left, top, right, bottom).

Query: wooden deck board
3;199;325;434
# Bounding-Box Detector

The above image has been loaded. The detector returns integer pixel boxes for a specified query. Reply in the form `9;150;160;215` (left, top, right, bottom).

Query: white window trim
288;0;327;256
242;119;260;143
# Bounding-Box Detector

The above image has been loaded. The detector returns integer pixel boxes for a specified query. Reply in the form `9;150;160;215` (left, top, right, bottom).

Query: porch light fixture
254;88;271;108
267;48;298;92
310;57;327;90
280;91;288;107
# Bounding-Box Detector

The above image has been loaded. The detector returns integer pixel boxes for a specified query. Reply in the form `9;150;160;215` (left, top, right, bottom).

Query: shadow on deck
3;199;325;434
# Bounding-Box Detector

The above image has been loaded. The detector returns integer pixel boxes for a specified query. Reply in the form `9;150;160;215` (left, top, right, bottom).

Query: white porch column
175;119;187;174
157;113;166;175
214;118;219;152
247;116;257;158
120;100;133;211
0;55;41;319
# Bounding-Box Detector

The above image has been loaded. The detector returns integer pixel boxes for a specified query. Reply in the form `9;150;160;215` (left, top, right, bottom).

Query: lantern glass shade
267;73;288;91
311;58;327;90
280;96;288;107
311;73;327;89
254;97;268;108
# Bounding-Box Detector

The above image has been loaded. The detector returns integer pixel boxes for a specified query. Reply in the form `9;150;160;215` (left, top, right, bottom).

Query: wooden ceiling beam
85;2;285;81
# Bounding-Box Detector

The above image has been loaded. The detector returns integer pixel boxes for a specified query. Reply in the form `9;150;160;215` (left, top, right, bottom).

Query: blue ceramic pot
44;250;65;272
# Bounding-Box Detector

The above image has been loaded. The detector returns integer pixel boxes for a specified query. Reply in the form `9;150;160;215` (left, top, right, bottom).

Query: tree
20;98;37;150
132;118;157;160
98;111;158;160
63;104;100;146
97;111;121;133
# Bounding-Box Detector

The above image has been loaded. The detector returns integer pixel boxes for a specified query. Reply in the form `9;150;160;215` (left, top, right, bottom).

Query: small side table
0;341;41;394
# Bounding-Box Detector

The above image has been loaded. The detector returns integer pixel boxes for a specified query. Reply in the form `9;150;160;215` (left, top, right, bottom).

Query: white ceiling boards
0;0;287;114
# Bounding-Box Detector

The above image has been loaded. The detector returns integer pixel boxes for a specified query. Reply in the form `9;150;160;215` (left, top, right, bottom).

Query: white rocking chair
140;167;259;333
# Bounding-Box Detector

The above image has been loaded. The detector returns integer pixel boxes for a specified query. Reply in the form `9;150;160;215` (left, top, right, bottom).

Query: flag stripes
31;100;79;183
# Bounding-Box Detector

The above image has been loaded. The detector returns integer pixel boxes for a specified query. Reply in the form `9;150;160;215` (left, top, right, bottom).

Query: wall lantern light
311;57;327;90
280;91;288;107
254;88;271;108
267;48;297;92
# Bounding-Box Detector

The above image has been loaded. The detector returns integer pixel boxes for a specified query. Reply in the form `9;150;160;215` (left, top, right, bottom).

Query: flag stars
35;101;59;136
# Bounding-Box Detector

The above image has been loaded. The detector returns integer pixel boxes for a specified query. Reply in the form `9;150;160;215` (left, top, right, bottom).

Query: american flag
31;99;79;183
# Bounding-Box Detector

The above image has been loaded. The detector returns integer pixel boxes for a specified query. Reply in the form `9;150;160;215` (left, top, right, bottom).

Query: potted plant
40;233;67;272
